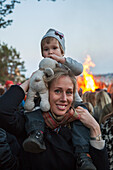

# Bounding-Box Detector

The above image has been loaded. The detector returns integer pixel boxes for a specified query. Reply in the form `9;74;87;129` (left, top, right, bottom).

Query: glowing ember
77;55;99;93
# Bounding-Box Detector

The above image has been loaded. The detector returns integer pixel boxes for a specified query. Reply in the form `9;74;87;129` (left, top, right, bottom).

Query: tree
0;0;20;28
0;0;58;29
0;42;26;84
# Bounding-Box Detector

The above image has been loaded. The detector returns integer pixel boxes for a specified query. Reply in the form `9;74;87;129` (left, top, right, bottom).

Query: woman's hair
41;37;64;55
45;67;76;105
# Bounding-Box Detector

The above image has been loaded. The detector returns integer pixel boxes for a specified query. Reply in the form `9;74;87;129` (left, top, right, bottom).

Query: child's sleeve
64;57;83;76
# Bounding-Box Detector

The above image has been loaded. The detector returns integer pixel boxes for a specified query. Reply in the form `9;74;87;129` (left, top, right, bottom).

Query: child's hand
47;54;66;64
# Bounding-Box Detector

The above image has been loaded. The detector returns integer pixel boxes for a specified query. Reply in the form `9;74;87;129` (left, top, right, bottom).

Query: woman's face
49;75;74;116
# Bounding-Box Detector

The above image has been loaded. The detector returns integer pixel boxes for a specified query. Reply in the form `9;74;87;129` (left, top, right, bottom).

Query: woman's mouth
57;104;67;110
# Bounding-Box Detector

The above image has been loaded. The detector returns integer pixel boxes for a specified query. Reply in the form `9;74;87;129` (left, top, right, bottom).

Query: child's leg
25;109;45;134
23;109;46;153
71;120;96;170
71;120;90;153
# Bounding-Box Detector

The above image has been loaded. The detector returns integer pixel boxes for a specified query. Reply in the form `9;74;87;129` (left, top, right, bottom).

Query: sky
0;0;113;78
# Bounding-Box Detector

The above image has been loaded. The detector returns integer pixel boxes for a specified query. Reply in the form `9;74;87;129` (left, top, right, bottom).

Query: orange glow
77;55;99;93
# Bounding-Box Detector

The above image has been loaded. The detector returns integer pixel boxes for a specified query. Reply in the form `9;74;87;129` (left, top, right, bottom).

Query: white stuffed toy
24;58;59;112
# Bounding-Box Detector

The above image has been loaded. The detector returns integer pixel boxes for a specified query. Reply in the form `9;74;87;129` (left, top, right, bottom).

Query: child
23;29;96;170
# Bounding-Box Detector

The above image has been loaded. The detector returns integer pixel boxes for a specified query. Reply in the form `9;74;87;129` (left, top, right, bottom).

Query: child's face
42;38;63;58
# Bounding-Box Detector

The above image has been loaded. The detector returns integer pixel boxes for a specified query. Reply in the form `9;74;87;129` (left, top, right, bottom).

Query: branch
0;0;20;29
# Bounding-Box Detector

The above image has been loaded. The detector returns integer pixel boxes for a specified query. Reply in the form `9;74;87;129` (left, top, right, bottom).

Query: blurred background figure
5;80;14;91
82;91;90;103
88;92;96;108
0;86;5;96
93;90;111;123
99;93;113;124
101;94;113;170
83;102;94;115
78;88;83;97
82;92;96;117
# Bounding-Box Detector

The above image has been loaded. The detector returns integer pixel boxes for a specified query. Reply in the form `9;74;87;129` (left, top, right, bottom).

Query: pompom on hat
41;28;65;53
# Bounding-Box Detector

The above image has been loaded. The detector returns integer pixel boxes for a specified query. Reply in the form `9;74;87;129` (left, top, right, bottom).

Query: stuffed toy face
24;58;58;112
30;70;46;93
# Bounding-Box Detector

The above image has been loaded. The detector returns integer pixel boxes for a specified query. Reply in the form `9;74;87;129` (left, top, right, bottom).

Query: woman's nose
61;92;67;101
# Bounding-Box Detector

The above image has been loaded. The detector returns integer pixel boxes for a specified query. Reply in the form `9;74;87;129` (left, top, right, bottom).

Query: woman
0;68;109;170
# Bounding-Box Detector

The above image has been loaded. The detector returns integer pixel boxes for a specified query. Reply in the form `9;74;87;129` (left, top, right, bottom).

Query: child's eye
53;47;58;50
44;48;48;51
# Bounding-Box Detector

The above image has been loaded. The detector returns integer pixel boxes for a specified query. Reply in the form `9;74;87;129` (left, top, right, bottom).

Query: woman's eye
67;91;73;95
55;89;60;93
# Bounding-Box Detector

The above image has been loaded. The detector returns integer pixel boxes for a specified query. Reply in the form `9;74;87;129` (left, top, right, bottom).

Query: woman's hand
20;71;37;93
20;79;30;93
75;106;101;138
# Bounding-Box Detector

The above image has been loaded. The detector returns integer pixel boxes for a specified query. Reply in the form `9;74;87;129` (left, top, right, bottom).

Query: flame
77;55;99;93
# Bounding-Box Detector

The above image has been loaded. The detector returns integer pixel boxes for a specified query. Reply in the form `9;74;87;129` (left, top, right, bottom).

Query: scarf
42;108;80;129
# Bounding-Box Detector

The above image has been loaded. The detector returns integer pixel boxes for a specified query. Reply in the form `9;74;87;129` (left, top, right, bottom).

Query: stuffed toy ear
44;68;54;77
39;58;58;70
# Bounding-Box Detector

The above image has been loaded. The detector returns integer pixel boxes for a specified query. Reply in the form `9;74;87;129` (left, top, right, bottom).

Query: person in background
0;86;5;96
101;93;113;170
84;102;94;115
78;87;83;98
82;91;90;103
82;92;96;108
5;80;14;91
94;90;111;124
99;93;113;124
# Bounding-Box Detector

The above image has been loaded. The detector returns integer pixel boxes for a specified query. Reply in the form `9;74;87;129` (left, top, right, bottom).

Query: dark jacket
0;128;20;170
0;85;110;170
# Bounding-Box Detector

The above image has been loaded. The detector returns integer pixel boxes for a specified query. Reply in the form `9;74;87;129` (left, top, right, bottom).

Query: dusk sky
0;0;113;78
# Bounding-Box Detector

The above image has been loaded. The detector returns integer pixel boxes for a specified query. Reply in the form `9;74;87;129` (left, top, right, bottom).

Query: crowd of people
79;89;113;170
0;28;112;170
0;80;14;96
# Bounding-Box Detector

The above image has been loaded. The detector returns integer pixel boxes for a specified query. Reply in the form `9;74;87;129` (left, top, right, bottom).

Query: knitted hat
41;28;65;53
